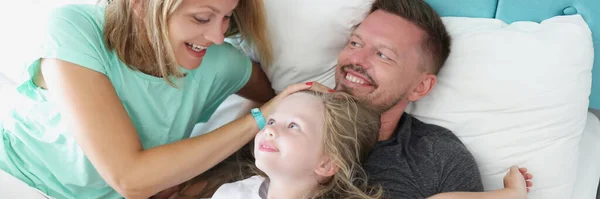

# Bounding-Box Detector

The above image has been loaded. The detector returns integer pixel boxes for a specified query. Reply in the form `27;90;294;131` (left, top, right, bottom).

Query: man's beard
336;64;405;112
336;82;404;112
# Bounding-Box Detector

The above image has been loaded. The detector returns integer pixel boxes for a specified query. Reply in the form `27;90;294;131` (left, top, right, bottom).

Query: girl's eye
267;119;275;125
288;122;300;130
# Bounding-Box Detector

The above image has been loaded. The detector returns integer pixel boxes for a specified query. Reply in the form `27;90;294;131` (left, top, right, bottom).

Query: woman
0;0;305;198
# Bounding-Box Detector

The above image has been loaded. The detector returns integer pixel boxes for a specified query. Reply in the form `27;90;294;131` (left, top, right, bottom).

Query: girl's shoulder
211;175;266;199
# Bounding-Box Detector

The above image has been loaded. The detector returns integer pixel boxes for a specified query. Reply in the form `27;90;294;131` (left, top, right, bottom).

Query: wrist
250;108;266;130
498;188;520;199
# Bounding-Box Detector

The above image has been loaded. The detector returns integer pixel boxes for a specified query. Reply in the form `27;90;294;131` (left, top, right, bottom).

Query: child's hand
503;166;534;199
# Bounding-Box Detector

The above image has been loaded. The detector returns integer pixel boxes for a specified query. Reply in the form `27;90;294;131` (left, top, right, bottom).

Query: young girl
209;91;533;199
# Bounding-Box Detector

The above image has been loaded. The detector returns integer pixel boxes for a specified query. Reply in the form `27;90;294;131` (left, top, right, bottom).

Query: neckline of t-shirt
131;66;192;83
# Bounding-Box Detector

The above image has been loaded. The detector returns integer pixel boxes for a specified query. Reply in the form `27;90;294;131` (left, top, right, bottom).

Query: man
332;0;484;198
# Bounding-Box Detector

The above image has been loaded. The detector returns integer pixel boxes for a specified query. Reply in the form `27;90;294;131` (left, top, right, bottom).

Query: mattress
572;111;600;199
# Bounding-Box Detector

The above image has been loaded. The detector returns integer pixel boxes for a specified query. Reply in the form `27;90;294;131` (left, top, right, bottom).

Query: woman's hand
258;81;337;117
258;82;313;117
306;81;335;94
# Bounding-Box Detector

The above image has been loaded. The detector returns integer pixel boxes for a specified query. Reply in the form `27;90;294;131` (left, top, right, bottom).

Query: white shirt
211;175;269;199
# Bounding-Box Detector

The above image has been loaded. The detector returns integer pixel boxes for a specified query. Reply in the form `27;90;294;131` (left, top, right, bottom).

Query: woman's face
167;0;238;70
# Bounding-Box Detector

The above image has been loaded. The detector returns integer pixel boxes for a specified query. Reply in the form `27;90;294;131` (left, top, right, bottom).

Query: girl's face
167;0;238;70
254;93;327;179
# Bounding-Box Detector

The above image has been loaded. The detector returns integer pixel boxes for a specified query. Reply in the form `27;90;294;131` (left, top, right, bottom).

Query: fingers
280;82;314;96
259;82;314;117
509;166;519;175
518;166;533;192
308;82;334;93
526;181;533;187
519;167;528;173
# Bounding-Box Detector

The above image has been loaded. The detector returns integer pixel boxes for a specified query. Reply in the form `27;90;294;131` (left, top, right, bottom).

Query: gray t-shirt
364;113;484;198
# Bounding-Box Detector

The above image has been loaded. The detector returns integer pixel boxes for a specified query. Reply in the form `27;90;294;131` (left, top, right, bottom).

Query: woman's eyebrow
203;5;221;14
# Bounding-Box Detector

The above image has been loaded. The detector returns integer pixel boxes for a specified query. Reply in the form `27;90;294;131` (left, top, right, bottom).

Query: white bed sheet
0;73;16;94
572;111;600;199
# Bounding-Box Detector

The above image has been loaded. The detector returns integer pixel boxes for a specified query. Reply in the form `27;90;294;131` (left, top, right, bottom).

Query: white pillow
194;1;374;136
406;15;594;198
254;0;373;93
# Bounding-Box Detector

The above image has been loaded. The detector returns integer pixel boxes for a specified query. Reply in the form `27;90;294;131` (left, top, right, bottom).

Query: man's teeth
186;42;207;52
345;73;366;84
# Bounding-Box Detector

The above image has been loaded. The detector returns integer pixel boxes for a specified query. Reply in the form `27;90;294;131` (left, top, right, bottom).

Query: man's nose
349;49;371;69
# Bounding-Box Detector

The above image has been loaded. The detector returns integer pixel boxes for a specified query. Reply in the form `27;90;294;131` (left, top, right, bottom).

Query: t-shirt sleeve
433;135;485;193
31;5;107;77
196;43;252;123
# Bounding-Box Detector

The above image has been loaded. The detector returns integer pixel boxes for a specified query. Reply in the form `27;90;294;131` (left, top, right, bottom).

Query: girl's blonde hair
103;0;272;86
306;91;383;199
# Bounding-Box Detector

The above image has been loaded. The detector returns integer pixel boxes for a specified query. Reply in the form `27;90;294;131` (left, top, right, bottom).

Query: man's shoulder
365;114;483;198
406;114;453;137
401;114;467;152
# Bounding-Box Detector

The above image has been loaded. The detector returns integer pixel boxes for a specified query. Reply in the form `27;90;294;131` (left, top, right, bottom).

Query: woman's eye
195;17;209;23
267;119;275;125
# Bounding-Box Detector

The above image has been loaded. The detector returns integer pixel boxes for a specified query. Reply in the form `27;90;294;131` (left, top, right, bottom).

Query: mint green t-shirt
0;4;252;199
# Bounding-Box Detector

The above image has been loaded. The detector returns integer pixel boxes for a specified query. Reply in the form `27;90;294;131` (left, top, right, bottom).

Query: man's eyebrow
350;32;363;40
351;32;399;58
377;44;399;58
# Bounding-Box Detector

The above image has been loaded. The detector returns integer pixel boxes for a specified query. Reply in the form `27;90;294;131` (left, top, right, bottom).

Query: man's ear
407;73;436;102
314;157;339;177
131;0;144;17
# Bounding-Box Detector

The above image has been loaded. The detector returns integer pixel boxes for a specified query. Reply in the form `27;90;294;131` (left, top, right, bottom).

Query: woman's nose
203;21;226;45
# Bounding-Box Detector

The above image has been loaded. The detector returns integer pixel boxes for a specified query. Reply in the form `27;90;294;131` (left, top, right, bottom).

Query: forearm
40;58;262;198
115;115;258;198
428;189;515;199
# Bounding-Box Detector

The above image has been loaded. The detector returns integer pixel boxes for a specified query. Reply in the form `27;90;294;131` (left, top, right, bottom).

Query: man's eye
377;52;390;60
350;41;361;47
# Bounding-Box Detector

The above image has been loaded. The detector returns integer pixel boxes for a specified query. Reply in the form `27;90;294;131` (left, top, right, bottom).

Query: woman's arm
40;58;309;199
235;62;275;103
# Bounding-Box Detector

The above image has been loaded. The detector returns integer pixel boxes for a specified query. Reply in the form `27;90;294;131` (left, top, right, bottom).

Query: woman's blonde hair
103;0;272;86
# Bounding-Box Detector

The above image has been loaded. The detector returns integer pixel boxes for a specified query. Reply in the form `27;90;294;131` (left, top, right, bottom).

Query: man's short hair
371;0;451;74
